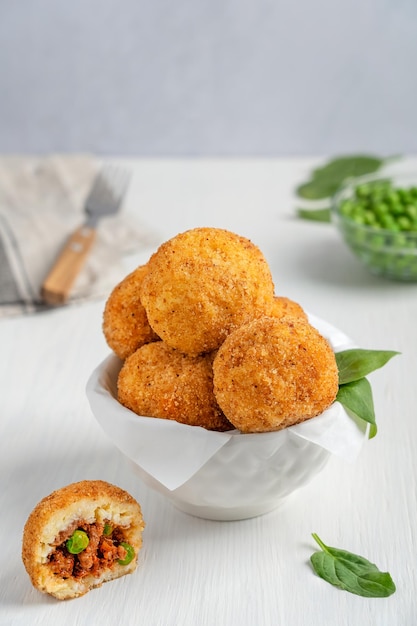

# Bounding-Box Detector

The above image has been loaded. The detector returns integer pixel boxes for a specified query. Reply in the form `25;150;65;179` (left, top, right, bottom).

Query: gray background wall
1;0;416;156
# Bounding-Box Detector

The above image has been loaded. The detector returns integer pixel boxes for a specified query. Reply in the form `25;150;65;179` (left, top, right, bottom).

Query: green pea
392;233;408;247
340;199;354;216
117;542;135;566
381;213;396;229
103;523;113;536
368;234;385;249
366;209;380;225
390;202;403;216
397;215;412;230
351;212;366;225
405;204;417;220
398;188;412;204
386;190;399;205
355;184;371;198
66;529;89;554
374;202;389;218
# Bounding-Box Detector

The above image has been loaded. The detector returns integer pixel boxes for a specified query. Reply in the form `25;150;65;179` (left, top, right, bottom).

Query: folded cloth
0;155;156;317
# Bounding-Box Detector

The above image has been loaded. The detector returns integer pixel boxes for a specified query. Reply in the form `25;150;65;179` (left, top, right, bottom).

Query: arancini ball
270;296;308;322
213;316;338;433
117;341;233;431
140;227;275;355
103;265;159;360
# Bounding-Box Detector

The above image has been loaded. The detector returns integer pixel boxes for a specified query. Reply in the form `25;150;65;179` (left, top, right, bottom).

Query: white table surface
1;157;416;626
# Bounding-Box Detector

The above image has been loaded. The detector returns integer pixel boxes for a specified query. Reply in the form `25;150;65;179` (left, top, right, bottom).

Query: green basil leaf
296;179;341;200
336;349;399;385
296;154;384;200
310;533;396;598
296;207;331;222
336;378;376;437
311;155;384;181
357;570;397;597
296;155;386;201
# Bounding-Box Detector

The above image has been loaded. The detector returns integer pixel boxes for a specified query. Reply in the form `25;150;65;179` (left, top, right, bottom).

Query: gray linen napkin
0;155;156;317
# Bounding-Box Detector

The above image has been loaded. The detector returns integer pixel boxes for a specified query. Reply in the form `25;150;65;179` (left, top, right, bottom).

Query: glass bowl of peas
332;170;417;280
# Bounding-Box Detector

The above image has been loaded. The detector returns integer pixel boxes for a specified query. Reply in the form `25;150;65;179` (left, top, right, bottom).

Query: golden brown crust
270;296;308;322
117;341;233;431
213;316;339;433
103;265;159;360
140;227;275;355
22;480;145;600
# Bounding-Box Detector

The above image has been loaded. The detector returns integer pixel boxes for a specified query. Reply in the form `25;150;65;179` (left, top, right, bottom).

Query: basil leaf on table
296;155;386;201
311;155;384;182
336;378;377;438
310;533;396;598
336;349;400;385
296;207;331;222
296;179;341;201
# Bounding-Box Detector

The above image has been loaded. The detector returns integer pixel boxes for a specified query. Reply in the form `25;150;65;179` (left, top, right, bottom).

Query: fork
41;165;131;306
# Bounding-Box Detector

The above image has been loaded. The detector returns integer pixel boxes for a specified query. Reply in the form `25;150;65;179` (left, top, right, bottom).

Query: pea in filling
48;520;134;579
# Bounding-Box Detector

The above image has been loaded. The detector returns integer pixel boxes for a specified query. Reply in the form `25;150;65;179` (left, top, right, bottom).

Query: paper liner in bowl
86;314;367;520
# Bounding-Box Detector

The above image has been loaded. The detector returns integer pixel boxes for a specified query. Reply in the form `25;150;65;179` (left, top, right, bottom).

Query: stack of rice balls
103;227;339;434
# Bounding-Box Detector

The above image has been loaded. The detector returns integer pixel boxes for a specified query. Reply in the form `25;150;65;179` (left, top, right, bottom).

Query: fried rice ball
270;296;308;322
103;265;159;360
140;227;275;355
22;480;144;600
213;316;339;433
117;341;233;431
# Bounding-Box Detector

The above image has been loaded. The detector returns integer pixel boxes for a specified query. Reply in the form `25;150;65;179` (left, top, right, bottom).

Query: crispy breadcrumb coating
103;265;159;360
140;228;275;355
117;341;233;431
270;296;308;322
213;316;338;433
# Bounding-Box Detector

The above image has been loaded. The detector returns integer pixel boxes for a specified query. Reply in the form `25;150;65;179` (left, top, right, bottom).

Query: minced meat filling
48;521;129;579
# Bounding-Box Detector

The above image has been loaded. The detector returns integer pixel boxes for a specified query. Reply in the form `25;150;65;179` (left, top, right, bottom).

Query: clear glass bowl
332;170;417;281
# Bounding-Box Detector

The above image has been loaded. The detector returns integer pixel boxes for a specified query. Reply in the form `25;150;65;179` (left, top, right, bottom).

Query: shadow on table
0;565;55;607
291;237;414;292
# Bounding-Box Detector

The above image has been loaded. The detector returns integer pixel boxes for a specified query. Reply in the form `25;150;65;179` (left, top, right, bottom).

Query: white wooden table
1;158;416;626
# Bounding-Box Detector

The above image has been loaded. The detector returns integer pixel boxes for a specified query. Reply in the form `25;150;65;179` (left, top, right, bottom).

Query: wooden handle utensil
41;225;97;305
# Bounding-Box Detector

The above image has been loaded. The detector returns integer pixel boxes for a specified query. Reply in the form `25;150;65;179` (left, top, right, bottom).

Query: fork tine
102;164;130;191
88;165;130;204
85;165;131;221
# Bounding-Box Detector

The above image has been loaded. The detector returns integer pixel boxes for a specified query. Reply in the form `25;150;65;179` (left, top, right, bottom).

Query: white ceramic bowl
86;315;366;521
